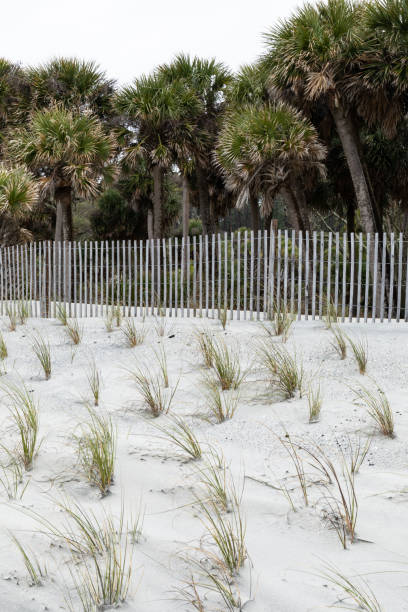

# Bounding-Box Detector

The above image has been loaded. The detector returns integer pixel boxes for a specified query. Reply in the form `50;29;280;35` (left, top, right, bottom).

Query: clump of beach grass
17;300;29;325
352;383;394;437
65;318;83;345
56;303;68;326
10;533;47;585
258;341;303;398
121;318;147;348
348;335;368;374
31;331;52;380
210;338;245;391
330;324;347;359
263;300;294;342
130;366;177;417
218;306;228;330
323;298;338;329
6;303;17;331
2;382;40;470
77;408;116;496
195;327;216;368
204;379;240;423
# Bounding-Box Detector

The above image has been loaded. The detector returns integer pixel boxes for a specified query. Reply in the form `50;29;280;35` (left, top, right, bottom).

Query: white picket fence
0;230;407;322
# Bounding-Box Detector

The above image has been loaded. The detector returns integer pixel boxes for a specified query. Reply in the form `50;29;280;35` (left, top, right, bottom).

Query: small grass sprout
210;338;245;391
352;383;394;437
263;300;294;342
195;327;215;368
17;300;29;324
130;367;177;417
323;298;338;329
307;382;322;423
6;303;17;331
153;343;169;387
56;303;68;325
121;318;147;347
31;331;52;380
348;335;368;374
86;358;101;406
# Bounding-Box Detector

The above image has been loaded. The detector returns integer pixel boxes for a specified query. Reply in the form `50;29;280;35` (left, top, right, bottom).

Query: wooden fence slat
199;234;203;317
162;239;166;316
348;233;355;322
243;231;248;319
181;236;185;317
256;230;261;319
364;234;370;323
388;232;395;322
334;233;340;314
297;231;302;321
305;230;310;320
211;234;215;318
290;230;295;314
237;232;241;320
168;238;173;317
250;231;254;320
150;238;155;316
356;233;363;322
193;235;197;316
312;231;317;320
372;233;378;323
380;233;386;323
276;229;281;308
283;230;288;310
319;231;324;319
223;232;227;314
327;232;332;316
229;232;234;319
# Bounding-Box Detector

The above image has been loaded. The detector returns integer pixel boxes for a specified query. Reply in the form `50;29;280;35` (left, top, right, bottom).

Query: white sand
0;314;407;611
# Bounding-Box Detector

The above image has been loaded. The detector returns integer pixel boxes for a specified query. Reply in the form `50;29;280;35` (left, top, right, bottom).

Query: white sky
3;0;301;85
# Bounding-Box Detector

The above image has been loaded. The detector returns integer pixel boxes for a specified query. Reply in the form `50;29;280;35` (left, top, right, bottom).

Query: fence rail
0;230;407;322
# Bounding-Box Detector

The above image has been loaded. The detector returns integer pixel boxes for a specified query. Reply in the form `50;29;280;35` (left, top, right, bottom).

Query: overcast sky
4;0;301;85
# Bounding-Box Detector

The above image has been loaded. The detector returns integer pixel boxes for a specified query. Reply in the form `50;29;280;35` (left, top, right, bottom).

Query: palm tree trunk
196;167;210;235
152;165;163;238
249;194;260;233
55;187;73;241
281;185;302;231
147;209;154;240
330;102;377;233
290;180;311;232
182;175;190;239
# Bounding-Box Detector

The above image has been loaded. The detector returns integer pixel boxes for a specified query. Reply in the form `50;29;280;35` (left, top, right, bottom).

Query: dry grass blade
330;324;347;359
65;318;83;345
77;408;116;496
121;318;147;347
31;330;52;380
352;384;394;437
348;335;368;374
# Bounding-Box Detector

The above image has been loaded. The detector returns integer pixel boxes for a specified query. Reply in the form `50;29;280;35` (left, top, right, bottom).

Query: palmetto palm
8;105;116;241
27;57;115;118
263;0;378;233
0;164;38;244
215;102;326;231
157;54;232;235
116;72;201;238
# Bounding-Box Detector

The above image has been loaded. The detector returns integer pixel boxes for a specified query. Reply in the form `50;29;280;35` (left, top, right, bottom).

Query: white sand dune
0;314;407;611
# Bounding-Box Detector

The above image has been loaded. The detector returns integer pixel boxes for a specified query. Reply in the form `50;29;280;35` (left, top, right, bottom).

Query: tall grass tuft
195;327;216;368
77;408;116;496
31;331;52;380
323;298;338;329
258;342;303;398
121;318;147;347
353;384;394;437
199;499;246;576
65;318;83;345
348;335;368;374
0;332;7;360
0;455;30;500
86;358;101;406
130;367;177;417
2;382;40;470
153;343;169;387
210;338;245;391
330;324;347;360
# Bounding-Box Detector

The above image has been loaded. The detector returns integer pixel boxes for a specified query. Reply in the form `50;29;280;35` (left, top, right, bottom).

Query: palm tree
0;60;31;155
0;164;38;244
215;102;326;231
7;105;116;241
157;54;232;235
116;72;201;238
27;57;115;119
263;0;378;233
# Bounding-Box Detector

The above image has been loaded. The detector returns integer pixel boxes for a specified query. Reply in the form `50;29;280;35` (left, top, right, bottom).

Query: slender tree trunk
147;209;154;240
55;187;72;241
281;186;301;230
290;179;311;232
330;102;377;234
249;193;260;233
182;175;190;239
196;167;210;235
152;165;163;238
